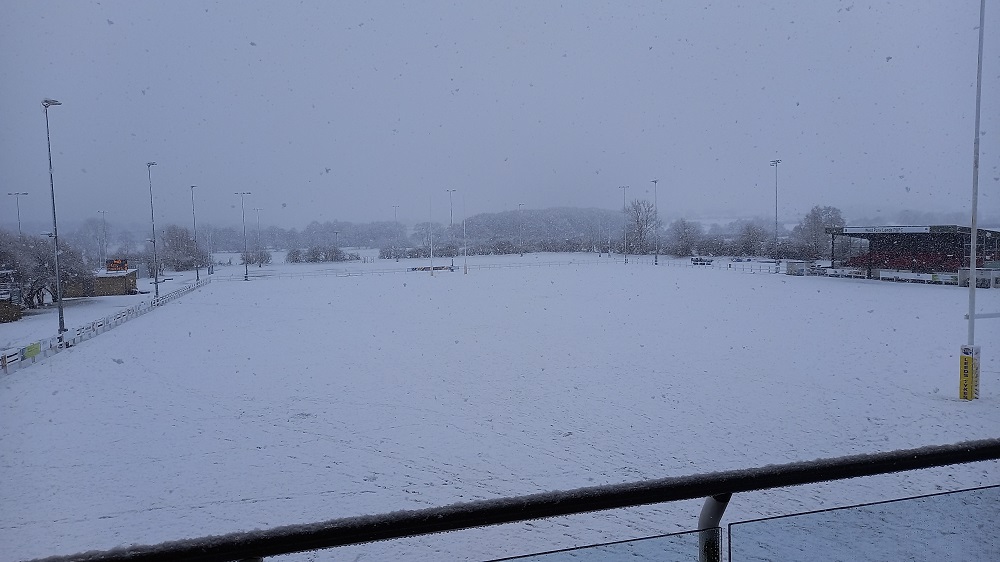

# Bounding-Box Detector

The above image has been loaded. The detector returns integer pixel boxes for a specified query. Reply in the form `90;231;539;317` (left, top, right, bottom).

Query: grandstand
826;225;1000;276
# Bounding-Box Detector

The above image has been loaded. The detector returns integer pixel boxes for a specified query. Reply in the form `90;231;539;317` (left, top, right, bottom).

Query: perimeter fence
209;255;785;281
0;277;211;375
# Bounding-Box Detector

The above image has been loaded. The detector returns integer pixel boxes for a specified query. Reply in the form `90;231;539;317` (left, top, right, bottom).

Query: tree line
0;204;850;309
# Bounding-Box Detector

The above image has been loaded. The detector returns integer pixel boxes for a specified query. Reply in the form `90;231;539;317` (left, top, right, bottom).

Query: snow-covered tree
791;206;845;259
665;219;704;256
159;225;210;271
625;199;660;254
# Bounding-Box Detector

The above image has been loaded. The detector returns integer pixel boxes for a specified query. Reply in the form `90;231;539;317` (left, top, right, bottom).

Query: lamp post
462;192;468;274
518;203;525;256
651;179;659;265
392;205;400;261
619;185;629;264
190;185;199;281
97;210;108;268
146;161;160;298
428;195;434;275
446;189;457;229
7;192;27;236
235;192;251;280
770;159;781;260
253;207;263;267
42;99;67;342
446;189;457;267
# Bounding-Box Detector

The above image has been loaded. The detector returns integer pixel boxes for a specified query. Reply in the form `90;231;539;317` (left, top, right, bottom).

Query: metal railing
32;438;1000;562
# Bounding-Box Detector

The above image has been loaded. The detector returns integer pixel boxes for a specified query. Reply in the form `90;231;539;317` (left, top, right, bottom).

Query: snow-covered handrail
31;438;1000;562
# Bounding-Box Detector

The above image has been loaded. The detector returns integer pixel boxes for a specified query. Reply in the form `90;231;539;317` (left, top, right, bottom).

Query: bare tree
411;222;445;248
160;225;209;271
67;218;103;269
115;230;136;261
666;219;704;256
626;199;660;254
737;223;769;257
792;206;845;259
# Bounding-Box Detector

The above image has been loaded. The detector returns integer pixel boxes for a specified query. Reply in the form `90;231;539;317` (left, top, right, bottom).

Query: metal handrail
33;438;1000;562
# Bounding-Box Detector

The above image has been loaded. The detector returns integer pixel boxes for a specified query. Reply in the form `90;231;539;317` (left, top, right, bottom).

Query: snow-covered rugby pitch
2;260;998;560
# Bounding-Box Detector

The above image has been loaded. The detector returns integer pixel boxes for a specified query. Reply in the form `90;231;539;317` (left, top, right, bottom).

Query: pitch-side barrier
1;277;211;376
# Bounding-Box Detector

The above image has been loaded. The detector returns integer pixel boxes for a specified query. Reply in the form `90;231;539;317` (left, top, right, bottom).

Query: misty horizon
2;2;997;233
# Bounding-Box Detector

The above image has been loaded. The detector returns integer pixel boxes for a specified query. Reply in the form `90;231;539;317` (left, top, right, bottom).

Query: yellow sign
959;345;981;401
22;342;41;360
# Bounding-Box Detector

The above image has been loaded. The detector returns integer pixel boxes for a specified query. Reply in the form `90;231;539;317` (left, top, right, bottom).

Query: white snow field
1;255;998;560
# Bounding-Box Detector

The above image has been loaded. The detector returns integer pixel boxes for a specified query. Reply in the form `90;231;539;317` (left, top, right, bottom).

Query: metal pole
146;161;159;298
97;210;108;267
42;99;66;341
191;186;199;281
235;192;251;281
619;185;628;264
463;192;468;274
968;0;986;346
770;159;781;260
698;493;731;562
253;207;263;267
429;196;434;275
392;205;400;261
651;179;659;265
518;203;524;256
8;193;27;236
446;189;456;228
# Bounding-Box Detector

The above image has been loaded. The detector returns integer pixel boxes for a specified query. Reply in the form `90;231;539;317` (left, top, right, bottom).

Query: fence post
698;493;731;562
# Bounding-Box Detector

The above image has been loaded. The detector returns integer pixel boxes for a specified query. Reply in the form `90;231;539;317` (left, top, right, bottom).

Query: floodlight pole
42;99;66;342
770;159;781;260
446;189;457;268
429;196;434;275
967;0;986;346
235;192;251;280
651;179;659;265
619;185;629;264
518;203;525;256
462;192;468;274
392;205;400;261
446;189;456;229
7;192;27;236
97;210;108;267
190;186;199;281
253;207;263;267
146;161;160;298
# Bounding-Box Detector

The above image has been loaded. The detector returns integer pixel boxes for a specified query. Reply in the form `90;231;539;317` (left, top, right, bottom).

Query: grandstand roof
825;225;1000;239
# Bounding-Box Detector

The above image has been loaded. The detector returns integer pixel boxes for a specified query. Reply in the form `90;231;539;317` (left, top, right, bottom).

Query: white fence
1;277;211;376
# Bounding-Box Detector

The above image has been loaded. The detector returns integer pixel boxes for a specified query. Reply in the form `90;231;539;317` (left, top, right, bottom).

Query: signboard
843;226;931;234
106;259;129;272
959;345;980;401
22;342;41;360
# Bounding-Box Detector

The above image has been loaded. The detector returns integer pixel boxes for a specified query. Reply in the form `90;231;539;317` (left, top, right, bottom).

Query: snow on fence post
959;345;981;400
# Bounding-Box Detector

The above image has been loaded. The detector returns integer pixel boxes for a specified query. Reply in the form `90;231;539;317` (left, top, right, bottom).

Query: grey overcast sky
1;1;997;231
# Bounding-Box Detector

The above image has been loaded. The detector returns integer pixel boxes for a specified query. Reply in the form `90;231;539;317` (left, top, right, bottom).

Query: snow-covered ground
1;253;998;560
